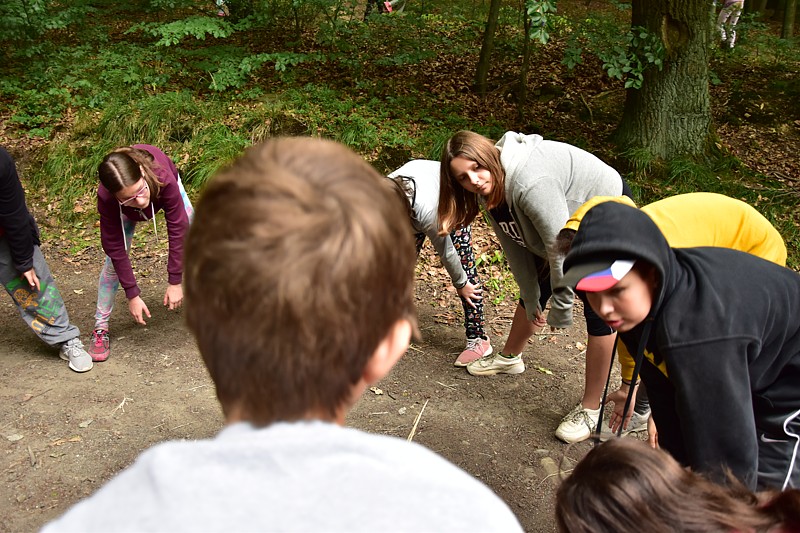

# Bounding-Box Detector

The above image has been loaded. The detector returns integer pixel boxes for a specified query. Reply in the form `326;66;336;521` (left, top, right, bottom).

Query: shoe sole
90;351;110;362
467;363;525;376
454;345;493;367
60;353;93;373
555;430;592;444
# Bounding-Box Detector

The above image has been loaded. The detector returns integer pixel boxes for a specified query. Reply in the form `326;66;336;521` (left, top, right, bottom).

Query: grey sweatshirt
42;421;523;532
493;132;622;328
389;160;468;288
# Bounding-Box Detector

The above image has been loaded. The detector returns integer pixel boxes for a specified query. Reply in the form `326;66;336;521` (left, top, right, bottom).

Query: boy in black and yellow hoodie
561;201;800;491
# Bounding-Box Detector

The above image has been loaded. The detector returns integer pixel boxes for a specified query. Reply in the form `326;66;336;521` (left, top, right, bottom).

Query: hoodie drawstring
118;203;158;251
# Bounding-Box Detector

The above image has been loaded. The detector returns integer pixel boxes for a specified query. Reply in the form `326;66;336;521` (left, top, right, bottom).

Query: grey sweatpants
0;237;79;348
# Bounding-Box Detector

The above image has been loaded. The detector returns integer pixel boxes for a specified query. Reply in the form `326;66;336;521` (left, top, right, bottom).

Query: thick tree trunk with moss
614;0;716;160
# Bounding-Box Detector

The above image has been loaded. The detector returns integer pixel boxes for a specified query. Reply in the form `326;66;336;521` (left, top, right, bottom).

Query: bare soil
0;215;625;533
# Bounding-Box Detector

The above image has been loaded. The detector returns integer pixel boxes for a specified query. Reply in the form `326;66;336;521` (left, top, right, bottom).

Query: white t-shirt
43;421;523;532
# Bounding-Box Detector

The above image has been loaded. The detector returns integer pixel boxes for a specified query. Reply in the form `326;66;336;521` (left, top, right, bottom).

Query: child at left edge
88;145;193;362
387;159;492;367
0;146;93;372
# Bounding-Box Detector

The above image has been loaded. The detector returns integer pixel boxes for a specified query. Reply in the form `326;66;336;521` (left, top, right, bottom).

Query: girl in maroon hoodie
89;145;193;361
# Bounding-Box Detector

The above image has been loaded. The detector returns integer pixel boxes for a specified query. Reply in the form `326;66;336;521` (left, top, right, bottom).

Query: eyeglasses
118;182;149;206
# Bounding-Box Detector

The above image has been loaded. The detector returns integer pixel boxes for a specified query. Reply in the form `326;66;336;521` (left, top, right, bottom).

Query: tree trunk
782;0;796;38
614;0;715;160
474;0;502;99
751;0;769;16
517;14;532;123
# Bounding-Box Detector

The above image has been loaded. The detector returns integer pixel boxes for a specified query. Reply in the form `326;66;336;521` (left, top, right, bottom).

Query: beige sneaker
466;353;524;376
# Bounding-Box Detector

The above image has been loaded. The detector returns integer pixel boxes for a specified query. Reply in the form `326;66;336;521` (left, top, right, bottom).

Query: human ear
362;319;412;385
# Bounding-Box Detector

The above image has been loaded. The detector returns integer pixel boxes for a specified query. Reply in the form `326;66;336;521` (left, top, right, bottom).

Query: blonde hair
437;131;505;235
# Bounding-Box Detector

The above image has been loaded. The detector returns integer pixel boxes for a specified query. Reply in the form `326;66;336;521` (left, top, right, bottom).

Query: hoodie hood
495;132;543;184
562;201;677;319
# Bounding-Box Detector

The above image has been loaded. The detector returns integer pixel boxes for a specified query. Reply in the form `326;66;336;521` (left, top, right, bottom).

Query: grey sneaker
600;408;651;438
555;403;601;443
60;337;93;373
466;353;524;376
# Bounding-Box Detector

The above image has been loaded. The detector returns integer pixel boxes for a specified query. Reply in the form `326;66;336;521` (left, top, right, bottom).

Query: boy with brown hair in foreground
43;137;522;532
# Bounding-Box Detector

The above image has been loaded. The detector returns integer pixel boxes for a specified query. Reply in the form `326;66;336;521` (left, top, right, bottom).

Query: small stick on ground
29;387;53;401
109;397;133;417
27;445;36;467
407;399;430;442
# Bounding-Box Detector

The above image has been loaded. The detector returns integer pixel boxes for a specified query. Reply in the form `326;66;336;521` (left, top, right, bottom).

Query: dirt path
0;218;620;532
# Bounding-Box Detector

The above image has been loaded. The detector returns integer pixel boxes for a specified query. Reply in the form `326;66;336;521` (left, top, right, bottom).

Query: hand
22;268;40;292
456;281;482;309
607;384;637;433
647;415;659;448
532;310;547;329
128;295;151;325
163;284;183;310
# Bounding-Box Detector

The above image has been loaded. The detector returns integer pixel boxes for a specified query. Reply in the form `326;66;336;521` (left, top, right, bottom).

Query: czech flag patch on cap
575;259;636;292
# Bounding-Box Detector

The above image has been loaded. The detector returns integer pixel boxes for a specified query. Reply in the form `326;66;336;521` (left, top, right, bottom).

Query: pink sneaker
89;329;111;362
454;337;492;367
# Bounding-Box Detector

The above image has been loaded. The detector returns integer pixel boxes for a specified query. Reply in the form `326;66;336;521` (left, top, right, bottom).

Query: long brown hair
98;147;164;198
437;130;505;235
556;438;800;533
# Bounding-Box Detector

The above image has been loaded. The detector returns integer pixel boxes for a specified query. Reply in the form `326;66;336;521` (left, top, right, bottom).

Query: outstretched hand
163;283;184;310
457;281;483;309
128;295;151;325
607;385;637;433
533;310;548;329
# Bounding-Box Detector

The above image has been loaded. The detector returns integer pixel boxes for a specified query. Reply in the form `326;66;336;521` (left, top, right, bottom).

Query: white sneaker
60;337;93;373
555;403;601;443
466;353;524;376
600;408;651;437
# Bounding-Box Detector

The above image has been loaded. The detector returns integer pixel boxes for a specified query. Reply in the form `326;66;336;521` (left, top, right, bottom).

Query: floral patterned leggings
415;225;486;340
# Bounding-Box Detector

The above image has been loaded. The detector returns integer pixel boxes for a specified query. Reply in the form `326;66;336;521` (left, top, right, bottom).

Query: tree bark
614;0;716;160
517;14;532;123
782;0;796;38
474;0;502;99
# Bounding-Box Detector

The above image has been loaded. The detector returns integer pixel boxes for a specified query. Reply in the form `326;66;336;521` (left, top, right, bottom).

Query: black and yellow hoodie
563;201;800;490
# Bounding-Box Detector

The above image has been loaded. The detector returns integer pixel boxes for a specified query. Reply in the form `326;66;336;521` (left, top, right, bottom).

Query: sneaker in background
89;329;111;362
466;352;524;376
60;337;93;373
555;403;601;443
454;337;492;367
600;408;651;438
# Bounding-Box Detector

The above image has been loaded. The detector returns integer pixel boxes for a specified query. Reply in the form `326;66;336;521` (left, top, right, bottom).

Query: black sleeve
665;339;759;489
0;147;38;273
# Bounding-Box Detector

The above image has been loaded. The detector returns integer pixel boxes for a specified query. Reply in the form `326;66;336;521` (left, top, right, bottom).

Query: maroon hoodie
97;145;189;300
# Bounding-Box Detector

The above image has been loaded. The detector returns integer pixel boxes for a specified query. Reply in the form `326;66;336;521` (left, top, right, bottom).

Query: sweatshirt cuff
168;273;183;286
547;309;573;329
124;285;141;300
